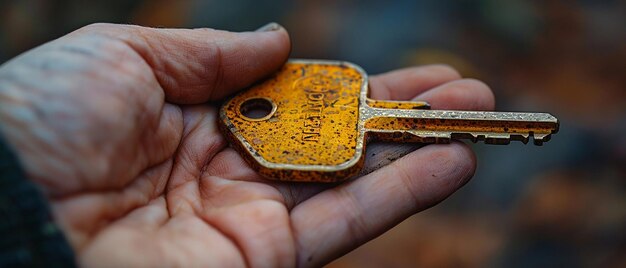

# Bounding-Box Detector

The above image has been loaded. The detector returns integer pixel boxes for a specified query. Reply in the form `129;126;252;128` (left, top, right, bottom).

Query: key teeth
451;133;478;143
407;130;451;144
484;133;512;145
480;132;554;146
408;131;554;145
433;132;451;144
532;133;551;146
509;133;530;144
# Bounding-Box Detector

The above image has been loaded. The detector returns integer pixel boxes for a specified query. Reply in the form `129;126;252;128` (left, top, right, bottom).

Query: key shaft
361;106;559;145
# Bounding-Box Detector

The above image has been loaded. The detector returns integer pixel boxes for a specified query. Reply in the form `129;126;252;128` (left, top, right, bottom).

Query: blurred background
1;0;625;267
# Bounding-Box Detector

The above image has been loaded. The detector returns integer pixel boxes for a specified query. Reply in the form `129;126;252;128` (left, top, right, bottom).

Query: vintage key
219;60;559;182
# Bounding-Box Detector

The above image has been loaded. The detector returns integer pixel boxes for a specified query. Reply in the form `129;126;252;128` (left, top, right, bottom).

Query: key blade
362;109;559;145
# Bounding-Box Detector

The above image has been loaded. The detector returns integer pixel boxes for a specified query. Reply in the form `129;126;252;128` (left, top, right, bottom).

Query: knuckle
445;79;495;110
457;78;490;91
77;22;118;34
425;64;462;79
73;23;139;41
191;27;220;35
459;78;496;109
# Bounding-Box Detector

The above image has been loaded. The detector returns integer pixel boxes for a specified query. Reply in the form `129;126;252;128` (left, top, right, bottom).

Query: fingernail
255;22;282;32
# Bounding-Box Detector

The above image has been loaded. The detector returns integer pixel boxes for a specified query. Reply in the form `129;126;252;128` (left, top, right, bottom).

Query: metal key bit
219;60;559;182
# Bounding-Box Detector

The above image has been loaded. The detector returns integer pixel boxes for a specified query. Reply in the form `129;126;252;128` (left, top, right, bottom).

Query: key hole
238;97;276;121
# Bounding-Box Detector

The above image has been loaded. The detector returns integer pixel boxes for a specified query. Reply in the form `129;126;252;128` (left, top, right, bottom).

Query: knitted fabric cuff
0;136;76;267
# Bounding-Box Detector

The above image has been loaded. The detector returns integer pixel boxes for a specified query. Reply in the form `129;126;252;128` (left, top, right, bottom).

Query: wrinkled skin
0;23;494;267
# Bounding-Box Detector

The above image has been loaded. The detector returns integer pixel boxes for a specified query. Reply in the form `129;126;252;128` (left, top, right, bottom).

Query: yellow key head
219;60;367;182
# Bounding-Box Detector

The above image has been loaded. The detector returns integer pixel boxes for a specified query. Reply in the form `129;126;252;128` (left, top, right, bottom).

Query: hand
0;23;494;267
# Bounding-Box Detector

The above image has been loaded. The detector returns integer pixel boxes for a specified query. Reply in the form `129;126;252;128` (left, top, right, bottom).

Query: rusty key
219;60;559;182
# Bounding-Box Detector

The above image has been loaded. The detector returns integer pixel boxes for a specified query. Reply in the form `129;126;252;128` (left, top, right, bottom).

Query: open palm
0;23;494;267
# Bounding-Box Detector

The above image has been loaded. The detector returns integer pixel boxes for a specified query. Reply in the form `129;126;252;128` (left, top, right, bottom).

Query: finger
368;64;461;100
414;78;496;111
73;22;291;103
291;142;476;267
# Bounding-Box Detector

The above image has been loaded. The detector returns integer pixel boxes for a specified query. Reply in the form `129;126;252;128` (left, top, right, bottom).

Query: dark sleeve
0;136;76;267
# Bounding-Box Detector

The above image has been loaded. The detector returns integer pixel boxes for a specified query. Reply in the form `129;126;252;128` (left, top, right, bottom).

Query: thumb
74;22;291;104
